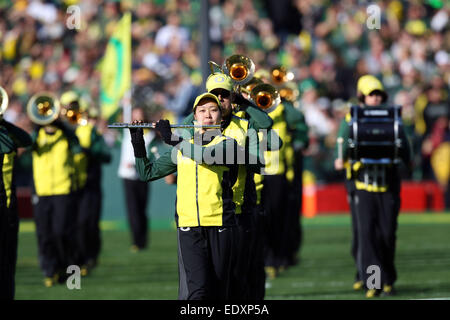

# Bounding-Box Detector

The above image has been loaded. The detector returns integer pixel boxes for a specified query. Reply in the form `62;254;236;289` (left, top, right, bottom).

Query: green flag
100;12;131;120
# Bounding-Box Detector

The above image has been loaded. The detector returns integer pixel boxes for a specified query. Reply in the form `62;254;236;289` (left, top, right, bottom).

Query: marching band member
253;68;308;280
335;75;411;298
130;92;262;300
334;75;389;292
30;103;82;287
0;111;32;299
60;91;112;274
178;66;276;299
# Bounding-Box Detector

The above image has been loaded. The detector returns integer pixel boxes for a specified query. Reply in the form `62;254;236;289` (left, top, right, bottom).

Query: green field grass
14;213;450;300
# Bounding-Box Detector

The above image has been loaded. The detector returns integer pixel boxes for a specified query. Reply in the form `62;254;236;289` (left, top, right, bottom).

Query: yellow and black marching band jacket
253;101;308;203
182;104;274;216
135;129;263;228
0;120;32;208
74;122;112;190
222;115;250;215
31;121;82;197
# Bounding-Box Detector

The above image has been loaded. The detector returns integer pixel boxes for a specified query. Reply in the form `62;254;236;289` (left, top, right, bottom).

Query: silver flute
108;123;221;129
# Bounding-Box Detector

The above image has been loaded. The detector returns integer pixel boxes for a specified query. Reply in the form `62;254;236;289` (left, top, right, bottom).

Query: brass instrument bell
250;83;281;113
0;86;9;119
27;92;61;125
222;55;255;85
270;65;294;85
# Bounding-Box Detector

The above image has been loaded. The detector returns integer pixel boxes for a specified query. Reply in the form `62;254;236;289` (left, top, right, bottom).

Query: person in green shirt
130;92;262;300
0;117;32;299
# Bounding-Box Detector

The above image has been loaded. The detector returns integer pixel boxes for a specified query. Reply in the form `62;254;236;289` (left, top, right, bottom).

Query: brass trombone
279;82;299;103
270;65;294;85
0;86;9;119
222;54;255;85
208;55;280;113
209;55;255;86
249;84;281;113
60;91;88;126
27;92;61;125
270;65;299;103
61;107;87;126
241;77;264;95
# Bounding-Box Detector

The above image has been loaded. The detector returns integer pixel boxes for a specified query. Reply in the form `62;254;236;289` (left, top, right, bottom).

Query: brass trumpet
27;92;61;125
0;86;9;119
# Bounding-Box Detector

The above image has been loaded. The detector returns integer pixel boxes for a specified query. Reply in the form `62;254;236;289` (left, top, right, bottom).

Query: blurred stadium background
0;0;448;299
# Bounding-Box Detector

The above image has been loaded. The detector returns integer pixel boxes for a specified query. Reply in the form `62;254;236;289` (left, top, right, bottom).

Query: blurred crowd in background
0;0;448;186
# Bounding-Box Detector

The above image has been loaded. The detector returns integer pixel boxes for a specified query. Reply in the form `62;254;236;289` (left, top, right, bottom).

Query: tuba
0;86;9;119
27;92;61;125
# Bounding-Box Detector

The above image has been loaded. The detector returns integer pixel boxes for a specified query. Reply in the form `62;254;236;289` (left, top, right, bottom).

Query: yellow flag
100;12;131;120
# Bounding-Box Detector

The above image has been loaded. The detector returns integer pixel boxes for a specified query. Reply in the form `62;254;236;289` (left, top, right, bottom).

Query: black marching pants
76;184;103;266
177;226;236;300
33;194;78;278
123;179;149;249
0;201;19;300
355;189;400;287
284;152;304;266
230;213;253;299
247;205;266;300
346;180;360;282
262;174;289;268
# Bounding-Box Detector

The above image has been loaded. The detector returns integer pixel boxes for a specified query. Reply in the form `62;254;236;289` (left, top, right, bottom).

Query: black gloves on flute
155;119;183;147
130;119;182;157
130;126;146;158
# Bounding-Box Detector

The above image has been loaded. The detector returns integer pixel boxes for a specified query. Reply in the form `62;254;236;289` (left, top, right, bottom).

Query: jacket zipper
195;163;200;226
